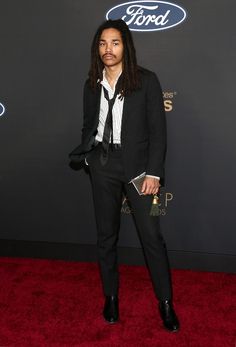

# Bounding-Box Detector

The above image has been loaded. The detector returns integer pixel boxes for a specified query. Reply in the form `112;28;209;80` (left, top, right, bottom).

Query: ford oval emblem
106;1;187;31
0;102;5;117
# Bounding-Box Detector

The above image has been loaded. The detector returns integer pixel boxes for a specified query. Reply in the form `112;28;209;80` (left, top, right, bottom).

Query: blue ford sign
0;102;5;117
106;1;187;31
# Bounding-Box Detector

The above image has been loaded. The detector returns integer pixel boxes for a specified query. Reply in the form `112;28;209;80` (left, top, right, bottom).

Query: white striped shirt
95;70;123;144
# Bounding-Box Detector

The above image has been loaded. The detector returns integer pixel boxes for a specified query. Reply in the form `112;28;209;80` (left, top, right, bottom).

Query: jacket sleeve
81;79;96;144
69;80;98;161
145;72;167;180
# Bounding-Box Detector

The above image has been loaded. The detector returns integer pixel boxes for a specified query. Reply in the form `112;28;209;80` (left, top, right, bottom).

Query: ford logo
0;102;5;117
106;1;187;31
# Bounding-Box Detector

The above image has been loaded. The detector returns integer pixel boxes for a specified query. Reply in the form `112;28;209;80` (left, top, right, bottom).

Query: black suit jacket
69;67;167;183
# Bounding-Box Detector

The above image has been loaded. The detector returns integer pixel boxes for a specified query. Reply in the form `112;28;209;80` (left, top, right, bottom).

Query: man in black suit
69;19;179;332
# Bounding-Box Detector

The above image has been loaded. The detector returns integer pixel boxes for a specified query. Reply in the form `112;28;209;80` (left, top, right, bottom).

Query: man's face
99;28;124;69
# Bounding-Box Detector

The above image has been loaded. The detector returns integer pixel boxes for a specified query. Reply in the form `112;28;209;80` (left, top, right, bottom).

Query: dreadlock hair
89;19;140;97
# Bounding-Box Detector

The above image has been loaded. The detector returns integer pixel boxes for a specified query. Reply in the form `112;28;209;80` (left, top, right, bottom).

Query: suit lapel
93;83;102;128
121;93;133;140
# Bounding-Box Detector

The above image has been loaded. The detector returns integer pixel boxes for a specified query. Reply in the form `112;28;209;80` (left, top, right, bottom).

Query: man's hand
141;177;160;195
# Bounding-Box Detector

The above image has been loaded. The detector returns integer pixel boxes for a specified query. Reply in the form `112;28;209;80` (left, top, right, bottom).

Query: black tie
100;78;122;165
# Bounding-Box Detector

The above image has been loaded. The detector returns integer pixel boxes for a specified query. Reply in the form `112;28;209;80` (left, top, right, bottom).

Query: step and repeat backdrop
0;1;235;266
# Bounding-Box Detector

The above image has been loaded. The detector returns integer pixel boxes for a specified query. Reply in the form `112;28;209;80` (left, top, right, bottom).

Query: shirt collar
100;69;122;91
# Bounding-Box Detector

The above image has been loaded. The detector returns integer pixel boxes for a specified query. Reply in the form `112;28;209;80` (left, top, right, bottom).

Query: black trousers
87;143;172;301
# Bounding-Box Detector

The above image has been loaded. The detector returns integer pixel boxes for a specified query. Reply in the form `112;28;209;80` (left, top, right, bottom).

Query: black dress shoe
159;300;180;332
103;295;119;324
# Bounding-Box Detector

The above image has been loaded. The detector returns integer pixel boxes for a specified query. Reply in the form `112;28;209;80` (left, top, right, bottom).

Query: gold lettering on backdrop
121;192;174;216
165;192;173;207
163;91;177;112
164;100;173;112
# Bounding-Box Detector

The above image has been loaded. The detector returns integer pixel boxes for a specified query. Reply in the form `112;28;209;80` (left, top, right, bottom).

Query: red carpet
0;257;235;346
